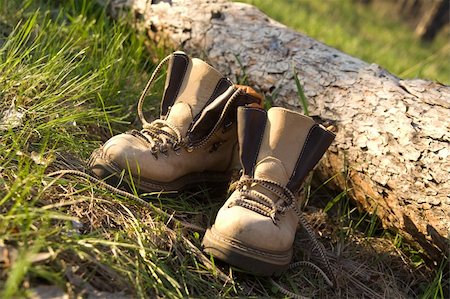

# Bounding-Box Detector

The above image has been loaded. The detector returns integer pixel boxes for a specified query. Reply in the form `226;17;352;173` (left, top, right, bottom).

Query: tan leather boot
89;51;262;192
202;106;335;276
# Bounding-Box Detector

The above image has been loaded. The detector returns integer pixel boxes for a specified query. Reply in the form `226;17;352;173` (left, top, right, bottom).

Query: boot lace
129;119;183;158
126;54;184;158
230;176;294;223
230;176;336;296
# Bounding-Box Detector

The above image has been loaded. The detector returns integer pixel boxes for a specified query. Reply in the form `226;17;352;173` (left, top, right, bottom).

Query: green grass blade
293;66;309;116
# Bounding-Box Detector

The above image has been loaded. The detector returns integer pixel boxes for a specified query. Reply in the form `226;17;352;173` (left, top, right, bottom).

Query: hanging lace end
270;212;279;225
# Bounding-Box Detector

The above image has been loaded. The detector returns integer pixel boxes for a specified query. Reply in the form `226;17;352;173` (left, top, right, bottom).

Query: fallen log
105;0;450;262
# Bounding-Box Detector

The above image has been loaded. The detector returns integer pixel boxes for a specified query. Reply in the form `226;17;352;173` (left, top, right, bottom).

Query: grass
0;0;182;297
239;0;450;85
0;0;447;298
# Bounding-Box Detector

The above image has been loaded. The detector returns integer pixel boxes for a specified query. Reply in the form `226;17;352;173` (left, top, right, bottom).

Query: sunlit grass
0;1;191;297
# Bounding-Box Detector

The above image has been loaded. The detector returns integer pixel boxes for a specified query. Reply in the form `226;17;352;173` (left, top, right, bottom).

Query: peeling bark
105;0;449;261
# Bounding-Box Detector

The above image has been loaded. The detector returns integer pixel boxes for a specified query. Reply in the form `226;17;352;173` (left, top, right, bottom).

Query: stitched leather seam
162;53;189;116
187;82;235;135
238;107;266;176
206;78;230;108
253;110;267;176
288;124;317;191
171;53;189;105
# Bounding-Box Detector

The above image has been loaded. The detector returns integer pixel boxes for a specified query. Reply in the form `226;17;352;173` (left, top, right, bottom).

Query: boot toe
203;197;295;275
89;133;145;178
212;194;297;253
89;133;188;184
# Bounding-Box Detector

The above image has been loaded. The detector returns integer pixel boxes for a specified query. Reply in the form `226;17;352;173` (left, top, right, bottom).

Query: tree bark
106;0;450;261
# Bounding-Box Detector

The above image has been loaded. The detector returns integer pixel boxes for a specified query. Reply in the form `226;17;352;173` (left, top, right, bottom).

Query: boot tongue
164;102;194;136
253;108;315;184
250;108;316;204
254;157;290;186
162;53;229;136
251;157;290;206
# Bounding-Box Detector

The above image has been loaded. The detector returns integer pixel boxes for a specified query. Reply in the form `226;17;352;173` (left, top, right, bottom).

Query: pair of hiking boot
89;51;335;276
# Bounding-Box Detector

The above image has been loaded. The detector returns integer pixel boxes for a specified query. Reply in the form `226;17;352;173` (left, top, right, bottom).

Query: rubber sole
88;149;232;193
202;227;292;276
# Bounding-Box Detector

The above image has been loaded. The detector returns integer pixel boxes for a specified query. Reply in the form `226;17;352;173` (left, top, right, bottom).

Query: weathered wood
106;0;450;261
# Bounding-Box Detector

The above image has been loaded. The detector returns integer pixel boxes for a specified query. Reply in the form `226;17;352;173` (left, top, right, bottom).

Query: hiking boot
202;106;335;276
89;51;262;192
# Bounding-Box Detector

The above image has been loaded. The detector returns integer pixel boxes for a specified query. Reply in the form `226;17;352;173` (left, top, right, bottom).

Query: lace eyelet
150;147;158;160
171;143;182;155
270;213;279;225
159;144;169;156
